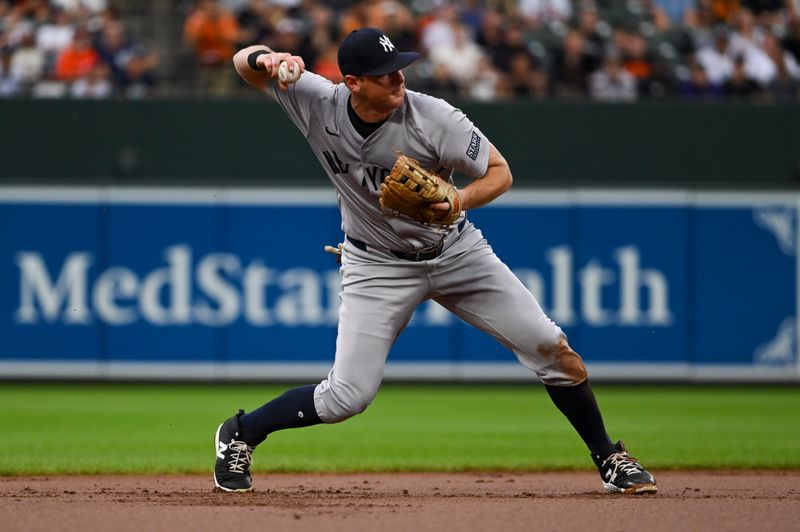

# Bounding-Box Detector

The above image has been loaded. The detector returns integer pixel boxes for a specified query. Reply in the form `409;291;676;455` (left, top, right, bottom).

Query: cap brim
362;52;420;76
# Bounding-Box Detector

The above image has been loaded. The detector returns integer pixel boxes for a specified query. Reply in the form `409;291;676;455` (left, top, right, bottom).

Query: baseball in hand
278;61;301;83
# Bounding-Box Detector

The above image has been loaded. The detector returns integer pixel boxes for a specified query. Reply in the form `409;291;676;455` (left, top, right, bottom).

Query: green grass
1;383;798;475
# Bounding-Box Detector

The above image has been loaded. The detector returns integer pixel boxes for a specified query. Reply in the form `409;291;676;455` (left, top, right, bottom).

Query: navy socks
238;384;323;447
237;380;615;460
544;380;615;458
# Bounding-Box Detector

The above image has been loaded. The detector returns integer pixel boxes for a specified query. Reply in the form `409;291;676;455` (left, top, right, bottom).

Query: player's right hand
324;243;343;264
257;52;305;91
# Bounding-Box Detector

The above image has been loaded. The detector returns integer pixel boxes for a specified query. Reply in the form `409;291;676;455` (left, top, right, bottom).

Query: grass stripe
1;384;798;475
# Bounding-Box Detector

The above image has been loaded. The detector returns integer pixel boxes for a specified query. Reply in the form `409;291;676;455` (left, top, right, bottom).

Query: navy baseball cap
338;28;420;76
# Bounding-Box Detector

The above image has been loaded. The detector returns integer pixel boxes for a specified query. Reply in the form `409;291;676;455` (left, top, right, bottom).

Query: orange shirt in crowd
184;7;239;67
711;0;740;23
314;47;344;83
55;44;100;81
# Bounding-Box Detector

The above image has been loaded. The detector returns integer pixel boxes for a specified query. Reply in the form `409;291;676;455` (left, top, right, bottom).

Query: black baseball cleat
592;441;658;494
214;409;255;492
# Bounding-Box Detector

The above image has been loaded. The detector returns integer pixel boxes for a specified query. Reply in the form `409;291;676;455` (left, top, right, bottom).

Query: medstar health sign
1;188;797;381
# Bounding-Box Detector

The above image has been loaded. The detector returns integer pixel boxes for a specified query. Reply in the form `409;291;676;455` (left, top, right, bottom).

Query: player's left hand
380;153;462;225
429;201;455;221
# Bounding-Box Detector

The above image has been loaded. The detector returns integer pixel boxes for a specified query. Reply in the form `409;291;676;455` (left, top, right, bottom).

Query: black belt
347;218;466;261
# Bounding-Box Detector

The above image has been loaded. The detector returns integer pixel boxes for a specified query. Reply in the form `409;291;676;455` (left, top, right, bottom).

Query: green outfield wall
1;100;799;187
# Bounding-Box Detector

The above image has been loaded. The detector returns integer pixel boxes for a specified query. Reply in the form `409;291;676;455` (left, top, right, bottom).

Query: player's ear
344;74;361;92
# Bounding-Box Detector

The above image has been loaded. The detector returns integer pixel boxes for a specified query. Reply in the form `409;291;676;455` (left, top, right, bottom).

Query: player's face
358;70;406;111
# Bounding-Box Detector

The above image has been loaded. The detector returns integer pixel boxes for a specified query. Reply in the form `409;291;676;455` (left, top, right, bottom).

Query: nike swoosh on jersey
325;126;340;137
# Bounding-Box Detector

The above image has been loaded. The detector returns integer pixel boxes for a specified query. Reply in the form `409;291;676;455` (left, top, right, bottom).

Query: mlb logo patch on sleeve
466;131;481;161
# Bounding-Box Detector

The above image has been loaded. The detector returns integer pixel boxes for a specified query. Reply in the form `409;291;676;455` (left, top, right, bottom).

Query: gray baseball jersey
270;72;585;423
273;71;486;251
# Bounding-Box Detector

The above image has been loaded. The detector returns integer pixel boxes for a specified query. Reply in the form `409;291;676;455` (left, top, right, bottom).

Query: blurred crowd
183;0;800;102
0;0;157;98
2;0;800;101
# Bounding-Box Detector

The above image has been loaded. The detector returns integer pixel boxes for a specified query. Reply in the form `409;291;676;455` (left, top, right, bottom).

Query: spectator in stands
517;0;573;29
35;6;74;61
87;5;125;44
686;5;716;51
429;22;485;89
678;60;723;99
310;42;342;83
730;7;767;51
0;47;22;96
338;1;368;37
3;4;36;50
695;24;735;85
185;0;239;66
93;20;157;97
235;0;268;48
729;8;778;86
302;2;337;56
785;7;800;57
721;53;764;98
460;0;487;37
419;3;460;53
300;3;337;76
32;70;68;98
260;0;299;9
9;29;45;89
642;59;678;97
706;0;741;24
468;54;505;101
184;0;239;94
220;0;252;16
502;49;549;99
51;0;107;13
54;27;99;81
576;3;610;56
741;0;786;26
551;29;597;98
269;17;305;56
420;62;462;101
70;61;111;98
653;0;698;27
616;28;655;94
484;22;537;74
475;8;506;66
649;5;695;60
761;31;800;100
0;0;796;102
590;50;639;101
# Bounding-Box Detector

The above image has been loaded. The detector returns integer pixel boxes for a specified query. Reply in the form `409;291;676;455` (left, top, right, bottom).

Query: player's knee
335;391;373;421
536;336;588;386
317;380;377;423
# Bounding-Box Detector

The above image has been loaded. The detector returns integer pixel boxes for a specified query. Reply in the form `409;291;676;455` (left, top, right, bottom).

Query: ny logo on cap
378;35;395;52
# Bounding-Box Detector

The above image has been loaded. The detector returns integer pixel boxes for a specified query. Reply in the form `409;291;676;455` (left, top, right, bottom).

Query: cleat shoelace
604;452;645;477
226;440;254;474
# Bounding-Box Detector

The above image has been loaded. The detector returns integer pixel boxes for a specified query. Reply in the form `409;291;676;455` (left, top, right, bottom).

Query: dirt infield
3;471;799;532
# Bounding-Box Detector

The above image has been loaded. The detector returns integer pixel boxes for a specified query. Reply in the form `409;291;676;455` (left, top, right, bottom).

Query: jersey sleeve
271;71;336;137
415;95;491;180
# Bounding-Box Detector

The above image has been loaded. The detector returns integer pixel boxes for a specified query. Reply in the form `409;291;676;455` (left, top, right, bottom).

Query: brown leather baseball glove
379;153;462;225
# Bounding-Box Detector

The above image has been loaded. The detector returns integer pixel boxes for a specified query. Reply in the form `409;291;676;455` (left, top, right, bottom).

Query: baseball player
214;28;657;495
